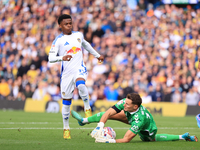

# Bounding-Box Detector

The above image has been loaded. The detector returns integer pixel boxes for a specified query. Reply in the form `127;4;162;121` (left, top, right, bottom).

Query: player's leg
139;130;157;142
155;133;198;142
75;78;92;117
61;75;74;139
196;114;200;128
71;110;128;125
62;99;71;139
86;110;128;124
71;110;105;126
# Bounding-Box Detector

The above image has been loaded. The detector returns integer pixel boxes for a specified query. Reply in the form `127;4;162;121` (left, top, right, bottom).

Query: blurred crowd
0;0;200;106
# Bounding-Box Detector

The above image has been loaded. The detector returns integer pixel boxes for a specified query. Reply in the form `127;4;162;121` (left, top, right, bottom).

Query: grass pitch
0;110;199;150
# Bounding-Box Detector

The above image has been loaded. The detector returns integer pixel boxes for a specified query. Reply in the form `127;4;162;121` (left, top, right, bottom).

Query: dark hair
126;93;142;107
58;14;72;25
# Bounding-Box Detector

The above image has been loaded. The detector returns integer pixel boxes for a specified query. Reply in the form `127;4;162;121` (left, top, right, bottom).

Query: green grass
0;110;199;150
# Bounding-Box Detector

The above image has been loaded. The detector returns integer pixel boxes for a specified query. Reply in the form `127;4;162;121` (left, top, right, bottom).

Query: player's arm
100;107;118;124
48;40;72;63
91;107;118;138
115;130;136;143
82;39;104;63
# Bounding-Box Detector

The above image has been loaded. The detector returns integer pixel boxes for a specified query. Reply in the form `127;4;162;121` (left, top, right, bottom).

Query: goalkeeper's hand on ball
95;136;116;143
91;122;104;139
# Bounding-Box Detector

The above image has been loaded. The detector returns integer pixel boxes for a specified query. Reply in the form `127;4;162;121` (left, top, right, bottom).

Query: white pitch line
0;122;62;124
0;127;198;130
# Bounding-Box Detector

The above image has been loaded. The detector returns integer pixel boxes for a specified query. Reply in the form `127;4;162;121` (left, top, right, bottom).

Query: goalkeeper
71;93;198;143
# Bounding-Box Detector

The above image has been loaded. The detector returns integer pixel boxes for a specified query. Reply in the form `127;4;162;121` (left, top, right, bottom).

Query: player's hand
97;55;104;64
95;136;116;143
90;122;104;139
63;55;72;61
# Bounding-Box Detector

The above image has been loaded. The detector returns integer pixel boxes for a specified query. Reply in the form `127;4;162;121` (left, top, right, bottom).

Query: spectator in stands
1;0;200;105
152;84;164;102
47;82;58;96
17;58;29;77
23;84;33;99
32;81;49;101
163;87;173;102
27;64;38;84
3;65;14;81
180;76;190;93
104;83;119;101
0;78;10;99
171;89;182;103
185;86;199;106
140;89;152;104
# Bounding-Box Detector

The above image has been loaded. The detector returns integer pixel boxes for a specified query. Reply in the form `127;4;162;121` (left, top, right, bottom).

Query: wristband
98;122;104;128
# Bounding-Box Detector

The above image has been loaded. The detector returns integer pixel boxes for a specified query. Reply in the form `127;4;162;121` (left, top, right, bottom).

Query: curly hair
58;14;72;25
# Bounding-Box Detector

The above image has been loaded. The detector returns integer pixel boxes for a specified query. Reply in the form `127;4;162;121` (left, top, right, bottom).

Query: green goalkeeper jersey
114;99;157;136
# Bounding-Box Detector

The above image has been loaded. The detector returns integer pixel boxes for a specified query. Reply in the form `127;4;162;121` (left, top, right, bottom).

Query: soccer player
196;114;200;128
48;14;104;139
71;93;198;143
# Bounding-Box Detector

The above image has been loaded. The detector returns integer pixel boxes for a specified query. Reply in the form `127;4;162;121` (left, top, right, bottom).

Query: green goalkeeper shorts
138;129;157;141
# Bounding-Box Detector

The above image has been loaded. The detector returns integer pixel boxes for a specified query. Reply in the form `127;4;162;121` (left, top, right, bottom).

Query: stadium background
0;0;200;115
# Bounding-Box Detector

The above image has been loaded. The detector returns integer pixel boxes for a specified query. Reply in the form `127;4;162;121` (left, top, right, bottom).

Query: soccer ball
103;127;116;139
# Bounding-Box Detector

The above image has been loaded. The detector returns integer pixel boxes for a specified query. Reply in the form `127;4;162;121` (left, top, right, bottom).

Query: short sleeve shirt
114;99;157;135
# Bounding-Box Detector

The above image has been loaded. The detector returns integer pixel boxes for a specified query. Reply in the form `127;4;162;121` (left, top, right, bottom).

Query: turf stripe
0;122;62;124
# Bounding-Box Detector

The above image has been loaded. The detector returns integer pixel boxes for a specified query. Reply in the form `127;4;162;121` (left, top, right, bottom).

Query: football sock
155;134;180;141
77;84;91;111
87;112;105;123
62;105;70;130
179;135;184;140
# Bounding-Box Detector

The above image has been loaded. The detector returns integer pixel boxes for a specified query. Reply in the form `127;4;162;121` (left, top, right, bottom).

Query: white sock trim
179;135;184;140
82;118;89;123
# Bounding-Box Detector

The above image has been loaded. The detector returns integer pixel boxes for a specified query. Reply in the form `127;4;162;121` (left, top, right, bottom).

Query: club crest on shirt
62;92;65;96
77;38;81;43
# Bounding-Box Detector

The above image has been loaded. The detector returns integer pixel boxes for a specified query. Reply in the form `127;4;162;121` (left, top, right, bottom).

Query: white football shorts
60;71;88;99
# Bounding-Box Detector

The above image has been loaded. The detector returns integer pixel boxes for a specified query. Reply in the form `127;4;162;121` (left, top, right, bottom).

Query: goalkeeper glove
95;136;116;143
91;122;104;139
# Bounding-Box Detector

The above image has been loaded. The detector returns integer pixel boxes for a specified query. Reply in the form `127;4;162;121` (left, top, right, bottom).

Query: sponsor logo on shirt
64;41;69;46
117;100;123;105
131;125;139;132
66;47;81;54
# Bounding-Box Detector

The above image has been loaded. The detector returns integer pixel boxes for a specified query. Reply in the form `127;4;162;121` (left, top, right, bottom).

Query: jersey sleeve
81;33;100;58
48;38;63;63
114;99;125;111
